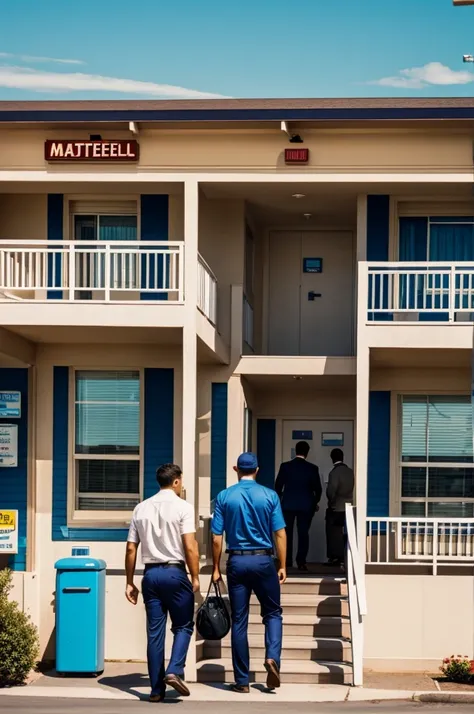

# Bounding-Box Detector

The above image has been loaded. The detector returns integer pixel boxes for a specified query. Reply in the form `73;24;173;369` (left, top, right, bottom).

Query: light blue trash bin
54;557;107;675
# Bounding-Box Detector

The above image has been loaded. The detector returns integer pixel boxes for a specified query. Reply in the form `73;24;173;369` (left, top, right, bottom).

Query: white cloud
0;66;228;99
0;52;84;65
369;62;474;89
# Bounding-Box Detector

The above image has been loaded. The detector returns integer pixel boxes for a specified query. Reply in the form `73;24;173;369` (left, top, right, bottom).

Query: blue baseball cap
237;452;258;470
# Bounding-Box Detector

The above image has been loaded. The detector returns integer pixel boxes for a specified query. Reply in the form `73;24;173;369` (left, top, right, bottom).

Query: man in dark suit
275;441;322;572
326;448;354;566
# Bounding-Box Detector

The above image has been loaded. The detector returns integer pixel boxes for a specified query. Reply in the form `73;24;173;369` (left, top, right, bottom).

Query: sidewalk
1;663;474;703
0;662;474;703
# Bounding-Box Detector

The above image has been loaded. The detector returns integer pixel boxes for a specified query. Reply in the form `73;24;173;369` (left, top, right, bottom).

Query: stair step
248;614;351;638
282;579;347;596
197;658;352;685
249;595;348;617
203;636;352;663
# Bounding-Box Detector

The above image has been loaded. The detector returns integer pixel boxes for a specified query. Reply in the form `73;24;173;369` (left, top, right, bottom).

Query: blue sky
1;0;474;100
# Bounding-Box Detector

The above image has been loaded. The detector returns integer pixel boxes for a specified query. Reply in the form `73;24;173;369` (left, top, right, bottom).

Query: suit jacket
275;457;322;513
326;463;354;512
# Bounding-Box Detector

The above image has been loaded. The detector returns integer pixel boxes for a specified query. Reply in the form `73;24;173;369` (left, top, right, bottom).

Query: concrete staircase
197;572;353;685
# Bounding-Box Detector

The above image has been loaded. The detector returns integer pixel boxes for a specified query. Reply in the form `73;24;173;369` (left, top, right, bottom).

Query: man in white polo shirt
125;463;199;702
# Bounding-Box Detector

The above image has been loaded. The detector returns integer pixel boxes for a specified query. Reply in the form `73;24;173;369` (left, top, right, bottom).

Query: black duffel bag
196;580;231;640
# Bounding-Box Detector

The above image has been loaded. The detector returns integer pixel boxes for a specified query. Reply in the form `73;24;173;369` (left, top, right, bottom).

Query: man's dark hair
295;441;310;458
330;448;344;464
238;467;257;477
156;463;182;488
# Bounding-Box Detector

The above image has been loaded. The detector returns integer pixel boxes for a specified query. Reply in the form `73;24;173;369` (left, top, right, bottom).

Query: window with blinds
74;370;141;512
400;395;474;517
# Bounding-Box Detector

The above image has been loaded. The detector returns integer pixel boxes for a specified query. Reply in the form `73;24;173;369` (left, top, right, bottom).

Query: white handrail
197;254;218;325
345;504;367;687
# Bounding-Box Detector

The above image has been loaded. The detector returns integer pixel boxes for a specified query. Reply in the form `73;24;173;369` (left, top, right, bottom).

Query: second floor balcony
0;240;219;332
361;261;474;349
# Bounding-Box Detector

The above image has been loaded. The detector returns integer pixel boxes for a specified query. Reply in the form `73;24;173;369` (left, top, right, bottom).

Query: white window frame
68;367;144;525
65;194;140;241
395;393;474;518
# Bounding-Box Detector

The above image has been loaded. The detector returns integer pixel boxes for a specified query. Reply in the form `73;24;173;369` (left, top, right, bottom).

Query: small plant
440;655;474;683
0;568;40;687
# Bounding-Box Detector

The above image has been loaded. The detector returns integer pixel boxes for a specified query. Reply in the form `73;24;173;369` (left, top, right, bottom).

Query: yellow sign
0;510;18;554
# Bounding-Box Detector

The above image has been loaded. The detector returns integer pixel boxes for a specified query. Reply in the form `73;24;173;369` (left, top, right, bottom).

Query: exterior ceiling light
292;193;306;199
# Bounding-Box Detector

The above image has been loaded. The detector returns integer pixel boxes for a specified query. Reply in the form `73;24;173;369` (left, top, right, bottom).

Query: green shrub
440;655;474;683
0;568;40;687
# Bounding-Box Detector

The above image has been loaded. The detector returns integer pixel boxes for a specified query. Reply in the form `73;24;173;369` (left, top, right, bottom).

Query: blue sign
303;257;323;273
292;430;313;440
0;392;21;418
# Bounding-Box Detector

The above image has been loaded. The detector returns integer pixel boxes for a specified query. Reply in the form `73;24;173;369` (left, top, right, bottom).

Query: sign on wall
0;391;21;418
0;510;18;554
285;148;309;164
45;140;139;162
0;425;18;467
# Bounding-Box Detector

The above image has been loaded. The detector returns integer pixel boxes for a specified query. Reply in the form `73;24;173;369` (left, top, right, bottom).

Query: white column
182;180;198;510
226;374;245;486
356;262;370;557
182;179;199;683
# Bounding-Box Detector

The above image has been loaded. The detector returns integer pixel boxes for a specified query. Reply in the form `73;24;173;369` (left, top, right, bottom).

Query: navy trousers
284;510;313;567
141;565;194;697
227;555;283;686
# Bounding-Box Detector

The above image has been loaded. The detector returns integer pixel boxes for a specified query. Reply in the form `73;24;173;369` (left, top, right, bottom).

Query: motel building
2;97;474;686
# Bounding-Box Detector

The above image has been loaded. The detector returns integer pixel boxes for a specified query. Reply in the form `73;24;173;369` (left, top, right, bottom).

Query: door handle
62;587;91;594
308;291;322;301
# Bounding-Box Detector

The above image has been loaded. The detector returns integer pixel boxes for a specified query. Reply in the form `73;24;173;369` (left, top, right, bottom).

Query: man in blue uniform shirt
211;453;287;693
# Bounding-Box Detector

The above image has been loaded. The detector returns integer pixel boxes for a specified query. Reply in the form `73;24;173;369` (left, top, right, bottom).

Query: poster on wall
0;391;21;418
0;424;18;467
0;510;18;554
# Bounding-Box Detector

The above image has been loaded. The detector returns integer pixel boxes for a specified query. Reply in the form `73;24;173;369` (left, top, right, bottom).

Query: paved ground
2;701;474;713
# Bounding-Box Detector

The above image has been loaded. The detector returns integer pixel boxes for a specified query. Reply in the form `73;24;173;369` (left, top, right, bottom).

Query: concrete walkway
0;664;473;704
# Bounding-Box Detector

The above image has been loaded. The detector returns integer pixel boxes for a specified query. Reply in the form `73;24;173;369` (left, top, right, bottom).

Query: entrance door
268;231;354;356
281;420;354;564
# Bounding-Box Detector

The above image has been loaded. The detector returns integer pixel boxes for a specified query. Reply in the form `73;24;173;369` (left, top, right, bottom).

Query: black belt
145;561;185;570
227;549;273;556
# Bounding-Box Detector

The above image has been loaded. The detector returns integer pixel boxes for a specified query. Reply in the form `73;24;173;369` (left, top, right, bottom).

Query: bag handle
206;578;222;600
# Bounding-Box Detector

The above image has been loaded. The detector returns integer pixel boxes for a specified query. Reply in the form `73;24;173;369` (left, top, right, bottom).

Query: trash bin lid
54;557;107;571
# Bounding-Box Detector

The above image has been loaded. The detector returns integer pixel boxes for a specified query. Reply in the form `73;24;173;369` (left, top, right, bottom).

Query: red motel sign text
45;140;139;162
284;148;309;164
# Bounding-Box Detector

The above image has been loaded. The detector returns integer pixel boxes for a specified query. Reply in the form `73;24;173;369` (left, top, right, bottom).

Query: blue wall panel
140;195;169;301
47;194;64;300
256;419;276;490
367;391;391;517
0;369;28;570
211;383;228;501
143;368;174;498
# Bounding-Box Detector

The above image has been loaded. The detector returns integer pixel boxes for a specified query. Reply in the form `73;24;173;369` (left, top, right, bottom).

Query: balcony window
400;395;474;517
74;215;137;242
73;370;141;516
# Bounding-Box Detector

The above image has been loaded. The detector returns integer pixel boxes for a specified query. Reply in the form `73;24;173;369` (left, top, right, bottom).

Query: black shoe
297;564;309;572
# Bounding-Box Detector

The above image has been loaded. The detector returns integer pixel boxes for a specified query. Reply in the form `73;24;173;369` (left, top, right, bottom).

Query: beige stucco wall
199;193;245;347
255;386;356;419
371;366;470;392
0;194;47;240
0;128;472;172
365;574;474;670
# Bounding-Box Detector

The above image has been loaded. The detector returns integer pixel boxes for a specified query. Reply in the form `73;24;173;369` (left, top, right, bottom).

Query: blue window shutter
140;195;169;301
367;392;391;517
399;218;428;261
52;367;69;541
144;368;174;499
0;369;28;570
256;419;276;490
211;383;228;500
47;194;63;300
52;366;130;542
367;196;392;322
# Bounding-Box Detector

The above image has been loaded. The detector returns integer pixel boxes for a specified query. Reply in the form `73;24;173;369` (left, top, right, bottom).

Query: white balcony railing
366;517;474;575
197;255;217;326
363;262;474;322
0;240;185;303
243;295;254;349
